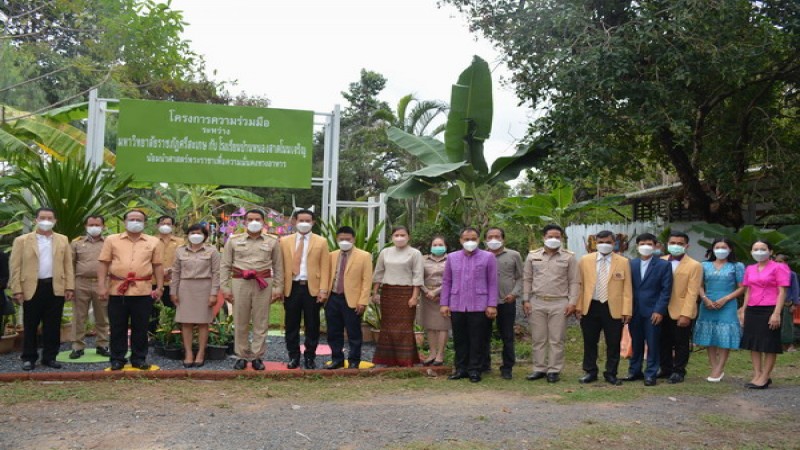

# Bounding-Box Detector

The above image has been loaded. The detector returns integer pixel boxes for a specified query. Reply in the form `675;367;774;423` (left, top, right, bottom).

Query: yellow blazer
327;248;373;308
9;231;75;300
661;255;702;319
280;233;331;297
577;252;633;319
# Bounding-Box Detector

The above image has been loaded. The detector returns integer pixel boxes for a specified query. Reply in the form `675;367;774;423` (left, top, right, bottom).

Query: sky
168;0;532;164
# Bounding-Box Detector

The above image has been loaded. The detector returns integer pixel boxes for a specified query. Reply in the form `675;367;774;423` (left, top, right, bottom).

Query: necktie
335;251;349;294
596;257;610;302
293;235;305;276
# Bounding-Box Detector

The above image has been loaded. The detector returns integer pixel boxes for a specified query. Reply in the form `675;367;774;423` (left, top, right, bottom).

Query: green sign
116;99;313;188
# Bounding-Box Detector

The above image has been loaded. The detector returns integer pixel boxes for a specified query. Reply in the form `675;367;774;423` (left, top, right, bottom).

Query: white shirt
670;258;680;273
593;252;612;302
293;232;310;281
640;257;651;280
36;233;54;279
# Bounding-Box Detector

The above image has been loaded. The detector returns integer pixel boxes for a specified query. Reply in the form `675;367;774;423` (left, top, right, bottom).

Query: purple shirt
441;249;498;312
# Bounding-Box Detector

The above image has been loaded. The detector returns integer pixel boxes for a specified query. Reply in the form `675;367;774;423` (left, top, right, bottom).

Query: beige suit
280;233;331;297
577;253;633;319
662;255;702;319
9;231;74;300
327;248;373;308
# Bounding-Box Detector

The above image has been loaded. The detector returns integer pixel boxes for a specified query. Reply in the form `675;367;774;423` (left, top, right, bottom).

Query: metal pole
367;196;376;239
378;192;387;249
85;88;100;168
321;114;332;224
329;104;341;221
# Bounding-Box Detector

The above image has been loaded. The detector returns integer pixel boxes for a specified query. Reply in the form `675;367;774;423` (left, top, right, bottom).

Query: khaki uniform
98;232;163;296
155;235;184;286
71;235;109;350
172;245;220;324
523;248;580;373
220;233;283;360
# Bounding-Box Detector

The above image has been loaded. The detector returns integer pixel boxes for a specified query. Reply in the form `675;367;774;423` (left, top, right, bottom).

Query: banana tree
691;223;800;270
386;56;549;228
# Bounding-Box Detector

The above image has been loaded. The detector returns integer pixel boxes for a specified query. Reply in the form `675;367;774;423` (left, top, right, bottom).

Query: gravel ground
0;333;377;373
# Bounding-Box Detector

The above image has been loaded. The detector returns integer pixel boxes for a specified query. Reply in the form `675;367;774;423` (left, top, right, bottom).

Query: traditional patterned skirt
372;285;420;367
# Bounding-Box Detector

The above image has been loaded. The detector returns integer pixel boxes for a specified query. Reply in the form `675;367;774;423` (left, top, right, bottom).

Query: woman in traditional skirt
371;226;424;366
420;235;450;366
171;224;220;368
739;240;790;389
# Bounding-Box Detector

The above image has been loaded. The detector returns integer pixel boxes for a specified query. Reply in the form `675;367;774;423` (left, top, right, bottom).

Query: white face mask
338;240;353;251
544;238;562;249
393;237;408;247
296;222;312;234
158;224;173;235
713;248;731;260
751;250;770;262
596;243;614;255
247;221;263;233
486;239;503;251
188;234;205;245
37;220;55;232
462;241;479;252
126;221;145;233
638;245;654;256
86;226;103;237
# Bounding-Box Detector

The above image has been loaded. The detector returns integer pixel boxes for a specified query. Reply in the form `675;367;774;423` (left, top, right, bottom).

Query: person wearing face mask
220;209;283;371
148;216;185;335
371;226;424;367
440;227;498;383
9;207;75;371
522;224;579;383
323;226;373;370
419;235;451;366
773;254;799;352
98;209;164;370
576;230;632;385
623;233;673;386
69;215;110;360
656;231;702;383
279;209;330;370
171;224;220;368
739;240;790;389
693;238;745;382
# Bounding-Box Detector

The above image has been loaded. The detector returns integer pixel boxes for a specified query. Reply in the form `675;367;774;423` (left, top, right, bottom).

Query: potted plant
363;302;381;343
0;306;18;354
207;308;233;360
60;305;73;343
156;305;183;360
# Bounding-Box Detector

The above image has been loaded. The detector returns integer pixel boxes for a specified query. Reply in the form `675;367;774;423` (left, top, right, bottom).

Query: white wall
565;221;709;261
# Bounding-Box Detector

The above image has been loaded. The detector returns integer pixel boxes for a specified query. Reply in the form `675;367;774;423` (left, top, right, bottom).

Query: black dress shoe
95;347;111;357
69;349;84;359
304;358;317;370
41;360;62;369
251;359;265;371
622;373;644;382
287;358;301;369
547;373;560;383
526;371;547;381
501;371;512;380
131;362;151;370
668;373;685;384
348;360;360;369
182;361;194;368
110;361;125;371
233;359;248;370
746;381;769;389
431;361;444;366
194;360;205;368
469;373;482;383
644;378;657;386
327;360;345;370
422;358;436;366
22;361;34;371
656;371;672;379
604;374;622;386
448;371;469;380
579;373;598;384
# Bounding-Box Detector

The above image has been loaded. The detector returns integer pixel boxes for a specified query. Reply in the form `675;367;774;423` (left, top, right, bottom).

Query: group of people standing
4;207;796;389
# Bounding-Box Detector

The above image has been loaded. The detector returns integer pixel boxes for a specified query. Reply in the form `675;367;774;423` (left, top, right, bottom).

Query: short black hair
156;215;175;225
34;207;56;219
292;209;315;220
596;230;615;240
668;231;690;244
123;209;147;221
430;234;448;249
391;225;410;235
542;224;563;236
485;227;505;239
336;226;356;237
85;214;105;225
186;223;208;240
245;209;265;219
753;239;773;251
460;226;480;237
707;237;737;262
636;233;658;244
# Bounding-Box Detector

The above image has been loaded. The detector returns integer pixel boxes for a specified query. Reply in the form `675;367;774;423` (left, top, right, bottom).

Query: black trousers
483;302;516;372
451;311;490;375
659;316;693;376
148;285;173;335
21;280;65;363
284;282;321;360
109;295;153;364
324;293;363;365
580;300;623;377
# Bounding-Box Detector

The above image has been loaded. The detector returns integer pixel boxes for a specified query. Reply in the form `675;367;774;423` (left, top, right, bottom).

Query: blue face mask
653;249;663;257
431;246;446;256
